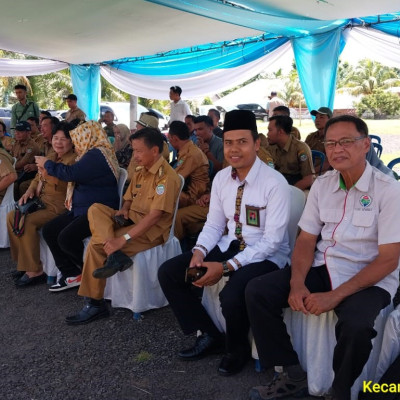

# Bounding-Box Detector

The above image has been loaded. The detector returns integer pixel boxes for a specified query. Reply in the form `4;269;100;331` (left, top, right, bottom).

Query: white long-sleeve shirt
195;157;291;269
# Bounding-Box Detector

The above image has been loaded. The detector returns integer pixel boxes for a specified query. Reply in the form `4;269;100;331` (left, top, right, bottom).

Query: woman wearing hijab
8;121;77;287
36;120;120;292
113;123;132;169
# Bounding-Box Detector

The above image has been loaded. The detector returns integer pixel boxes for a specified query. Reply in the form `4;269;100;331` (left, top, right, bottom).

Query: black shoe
65;299;110;325
15;273;46;288
11;270;25;281
178;333;224;361
218;352;250;376
92;250;133;279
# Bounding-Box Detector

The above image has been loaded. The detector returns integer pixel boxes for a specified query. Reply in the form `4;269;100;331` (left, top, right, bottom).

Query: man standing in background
11;84;40;135
169;86;191;124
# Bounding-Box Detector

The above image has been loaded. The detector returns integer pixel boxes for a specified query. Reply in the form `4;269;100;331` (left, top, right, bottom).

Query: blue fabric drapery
292;28;343;114
70;65;100;120
105;35;288;76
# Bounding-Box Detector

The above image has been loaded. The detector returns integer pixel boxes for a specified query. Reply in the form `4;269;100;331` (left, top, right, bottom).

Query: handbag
12;197;46;237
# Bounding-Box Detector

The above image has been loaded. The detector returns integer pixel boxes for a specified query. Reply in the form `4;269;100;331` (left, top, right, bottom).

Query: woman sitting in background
0;121;13;152
7;121;76;287
36;120;120;292
113;123;132;169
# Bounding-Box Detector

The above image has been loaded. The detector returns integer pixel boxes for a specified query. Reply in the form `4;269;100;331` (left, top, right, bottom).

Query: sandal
249;371;308;400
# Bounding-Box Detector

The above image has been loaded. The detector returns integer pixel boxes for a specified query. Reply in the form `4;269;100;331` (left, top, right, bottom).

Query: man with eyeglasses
246;115;400;400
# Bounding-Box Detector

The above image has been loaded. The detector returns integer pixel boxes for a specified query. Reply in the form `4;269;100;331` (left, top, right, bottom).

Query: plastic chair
201;186;306;337
0;157;16;248
311;150;325;176
104;174;185;319
369;134;381;144
373;142;383;158
387;157;400;171
387;157;400;180
40;167;128;283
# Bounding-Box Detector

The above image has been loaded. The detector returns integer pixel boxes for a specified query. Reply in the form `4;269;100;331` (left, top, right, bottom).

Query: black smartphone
185;266;208;283
113;215;133;227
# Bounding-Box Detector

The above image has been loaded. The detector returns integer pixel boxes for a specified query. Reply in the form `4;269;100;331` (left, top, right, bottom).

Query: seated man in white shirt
246;115;400;400
158;110;291;377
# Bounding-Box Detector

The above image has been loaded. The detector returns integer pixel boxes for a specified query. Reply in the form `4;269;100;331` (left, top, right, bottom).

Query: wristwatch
123;233;131;241
222;261;232;277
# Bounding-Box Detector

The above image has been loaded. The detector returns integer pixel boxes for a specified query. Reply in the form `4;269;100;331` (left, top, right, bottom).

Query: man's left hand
303;292;341;316
193;261;223;287
103;236;126;256
24;163;38;172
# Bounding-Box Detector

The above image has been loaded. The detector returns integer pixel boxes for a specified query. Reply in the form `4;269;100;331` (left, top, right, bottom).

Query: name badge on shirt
245;205;266;227
136;184;141;188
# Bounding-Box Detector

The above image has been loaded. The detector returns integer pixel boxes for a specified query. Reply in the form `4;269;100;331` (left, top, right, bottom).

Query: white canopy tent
0;1;399;117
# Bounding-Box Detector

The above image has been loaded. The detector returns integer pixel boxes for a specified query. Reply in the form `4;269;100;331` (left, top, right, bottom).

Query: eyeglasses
323;136;366;149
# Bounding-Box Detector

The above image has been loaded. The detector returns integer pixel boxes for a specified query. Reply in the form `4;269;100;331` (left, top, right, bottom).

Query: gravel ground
0;248;320;400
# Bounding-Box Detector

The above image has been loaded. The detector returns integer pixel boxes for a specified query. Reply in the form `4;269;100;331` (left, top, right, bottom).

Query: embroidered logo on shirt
156;184;165;195
359;195;372;208
299;153;307;161
177;159;184;166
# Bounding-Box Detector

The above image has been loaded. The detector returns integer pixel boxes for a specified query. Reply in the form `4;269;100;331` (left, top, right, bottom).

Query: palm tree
345;59;400;96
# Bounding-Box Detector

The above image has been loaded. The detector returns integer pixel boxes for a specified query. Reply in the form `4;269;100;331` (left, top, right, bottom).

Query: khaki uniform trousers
7;208;59;272
79;203;164;300
175;204;209;240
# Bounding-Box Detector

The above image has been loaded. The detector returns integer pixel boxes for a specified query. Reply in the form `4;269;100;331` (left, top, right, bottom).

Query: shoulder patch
177;159;184;166
299;153;308;162
267;161;275;169
27;148;32;154
156;184;165;195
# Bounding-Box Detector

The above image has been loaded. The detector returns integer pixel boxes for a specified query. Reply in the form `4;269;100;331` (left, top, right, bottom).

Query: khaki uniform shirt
28;149;76;214
11;138;40;172
0;149;16;204
291;126;301;140
31;132;47;155
124;156;180;243
305;130;325;153
175;140;209;207
65;107;86;123
0;136;14;152
268;135;314;184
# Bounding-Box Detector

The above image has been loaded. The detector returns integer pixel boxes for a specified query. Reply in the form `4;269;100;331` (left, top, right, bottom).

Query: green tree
281;68;304;108
30;69;72;110
345;59;400;96
356;89;400;118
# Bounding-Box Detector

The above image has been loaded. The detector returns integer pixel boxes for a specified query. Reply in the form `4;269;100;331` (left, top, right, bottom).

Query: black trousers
245;265;391;400
158;242;279;354
42;212;91;278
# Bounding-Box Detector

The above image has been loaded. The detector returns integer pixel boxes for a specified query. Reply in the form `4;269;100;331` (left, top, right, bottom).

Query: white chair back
287;186;306;257
117;168;128;209
104;173;185;316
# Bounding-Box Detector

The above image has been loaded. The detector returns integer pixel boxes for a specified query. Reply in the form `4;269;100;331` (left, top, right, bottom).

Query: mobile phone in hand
185;266;208;283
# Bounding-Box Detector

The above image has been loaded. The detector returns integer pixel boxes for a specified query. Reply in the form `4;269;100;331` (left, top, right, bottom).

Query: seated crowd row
0;86;399;400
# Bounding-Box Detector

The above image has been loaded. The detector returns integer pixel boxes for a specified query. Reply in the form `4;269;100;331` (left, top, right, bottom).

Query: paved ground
0;248;321;400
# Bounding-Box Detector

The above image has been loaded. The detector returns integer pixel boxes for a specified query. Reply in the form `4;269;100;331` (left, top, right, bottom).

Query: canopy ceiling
1;0;399;64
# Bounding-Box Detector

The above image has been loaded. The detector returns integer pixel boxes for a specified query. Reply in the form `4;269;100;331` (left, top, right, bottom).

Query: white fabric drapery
100;41;292;99
0;59;68;76
342;27;400;69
